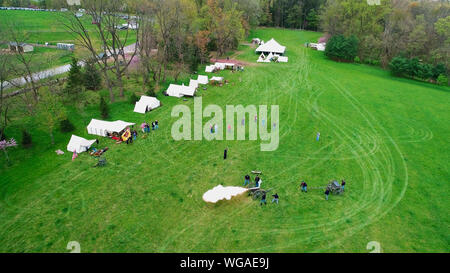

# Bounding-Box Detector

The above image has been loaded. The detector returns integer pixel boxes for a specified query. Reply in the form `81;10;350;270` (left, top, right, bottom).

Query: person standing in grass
155;120;159;129
152;122;156;130
255;175;261;187
325;189;330;200
300;181;307;193
244;174;250;186
272;193;279;204
260;193;267;206
316;132;320;141
224;147;228;159
341;180;346;191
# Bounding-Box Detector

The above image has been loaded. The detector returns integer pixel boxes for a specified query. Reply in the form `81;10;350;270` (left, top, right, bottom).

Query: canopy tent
67;135;96;153
87;119;135;136
255;38;286;55
197;75;208;84
166;84;197;98
133;96;161;114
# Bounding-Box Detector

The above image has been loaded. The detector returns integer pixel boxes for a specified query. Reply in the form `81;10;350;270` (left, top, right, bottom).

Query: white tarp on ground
134;96;161;114
87;119;135;136
309;43;326;51
202;185;248;203
255;38;286;55
197;75;208;84
67;135;96;153
210;76;224;82
166;84;197;98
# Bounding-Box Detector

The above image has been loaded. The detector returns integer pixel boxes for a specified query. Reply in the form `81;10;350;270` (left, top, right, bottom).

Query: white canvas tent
67;135;96;153
166;84;197;98
87;119;135;136
255;38;286;55
197;75;208;84
205;65;215;73
133;96;160;114
189;79;199;89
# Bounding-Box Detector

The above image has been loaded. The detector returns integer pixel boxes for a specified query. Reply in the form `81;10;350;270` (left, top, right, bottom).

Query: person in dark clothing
272;193;279;204
300;181;307;192
260;193;267;206
244;174;250;186
152;122;155;130
155;120;159;129
255;175;260;187
96;139;99;145
341;180;346;191
223;148;228;159
325;189;330;200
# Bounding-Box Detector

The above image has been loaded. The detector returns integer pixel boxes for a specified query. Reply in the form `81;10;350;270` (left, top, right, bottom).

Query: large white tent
255;38;286;55
210;76;224;82
87;119;135;136
197;75;208;84
133;96;160;114
67;135;96;153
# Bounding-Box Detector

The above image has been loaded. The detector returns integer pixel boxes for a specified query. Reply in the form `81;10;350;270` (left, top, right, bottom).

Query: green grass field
0;27;448;253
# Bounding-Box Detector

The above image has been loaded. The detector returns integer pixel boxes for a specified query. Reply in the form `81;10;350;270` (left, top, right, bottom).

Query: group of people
243;174;262;188
142;120;159;133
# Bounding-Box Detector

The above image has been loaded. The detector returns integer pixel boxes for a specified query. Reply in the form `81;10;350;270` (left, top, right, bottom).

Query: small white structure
309;43;326;52
205;65;216;73
189;79;199;89
210;76;224;83
67;135;96;153
197;75;208;85
255;38;286;55
166;84;197;98
133;96;161;114
277;56;289;62
87;119;135;137
57;43;75;51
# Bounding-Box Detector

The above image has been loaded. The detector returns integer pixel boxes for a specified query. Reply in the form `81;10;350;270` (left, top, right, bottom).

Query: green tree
325;35;359;62
83;60;102;91
36;89;67;145
65;57;83;95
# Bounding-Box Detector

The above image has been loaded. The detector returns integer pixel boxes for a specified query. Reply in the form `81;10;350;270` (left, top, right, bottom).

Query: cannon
326;180;343;195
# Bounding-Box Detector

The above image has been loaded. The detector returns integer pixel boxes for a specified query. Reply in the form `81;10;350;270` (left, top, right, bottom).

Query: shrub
437;74;448;86
100;97;109;119
432;63;446;80
389;56;409;76
130;93;139;104
60;119;75;133
21;130;32;148
325;35;359;62
354;56;361;63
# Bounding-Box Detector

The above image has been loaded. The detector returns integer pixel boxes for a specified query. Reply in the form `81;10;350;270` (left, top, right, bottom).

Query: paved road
2;43;137;91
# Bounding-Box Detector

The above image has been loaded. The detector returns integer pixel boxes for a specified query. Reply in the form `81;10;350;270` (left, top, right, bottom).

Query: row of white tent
67;118;136;153
165;75;210;98
133;96;161;114
205;62;235;73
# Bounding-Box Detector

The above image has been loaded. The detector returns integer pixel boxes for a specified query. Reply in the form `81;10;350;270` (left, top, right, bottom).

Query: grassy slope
0;27;448;253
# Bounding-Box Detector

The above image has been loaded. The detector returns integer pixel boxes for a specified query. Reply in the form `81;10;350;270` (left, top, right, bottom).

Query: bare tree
63;0;140;102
